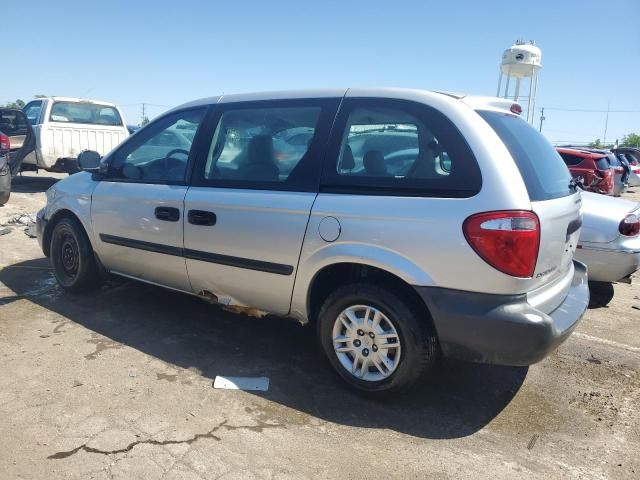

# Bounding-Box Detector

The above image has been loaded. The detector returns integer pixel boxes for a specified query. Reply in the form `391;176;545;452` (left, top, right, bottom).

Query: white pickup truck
20;97;129;173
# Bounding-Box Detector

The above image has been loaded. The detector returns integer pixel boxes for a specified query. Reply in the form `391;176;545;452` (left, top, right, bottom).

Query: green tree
620;133;640;147
588;139;602;148
4;99;25;109
141;116;150;126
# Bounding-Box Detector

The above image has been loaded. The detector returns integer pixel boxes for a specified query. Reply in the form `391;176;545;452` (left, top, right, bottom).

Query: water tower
497;40;542;123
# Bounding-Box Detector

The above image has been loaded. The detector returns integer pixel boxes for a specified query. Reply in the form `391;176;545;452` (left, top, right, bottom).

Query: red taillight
619;214;640;236
510;104;523;115
0;133;9;151
463;211;540;278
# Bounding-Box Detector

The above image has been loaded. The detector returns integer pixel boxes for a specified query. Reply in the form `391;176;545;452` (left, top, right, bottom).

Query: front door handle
155;206;180;222
188;210;216;226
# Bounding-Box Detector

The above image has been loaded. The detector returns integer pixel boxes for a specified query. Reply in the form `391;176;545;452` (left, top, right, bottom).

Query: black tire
0;174;10;206
317;283;438;395
50;217;102;293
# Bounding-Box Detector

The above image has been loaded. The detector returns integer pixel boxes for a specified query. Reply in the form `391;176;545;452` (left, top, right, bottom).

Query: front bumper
415;261;589;366
36;208;48;255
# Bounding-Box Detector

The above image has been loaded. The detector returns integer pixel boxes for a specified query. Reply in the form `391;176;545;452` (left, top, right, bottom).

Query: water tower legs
514;78;521;102
530;71;539;124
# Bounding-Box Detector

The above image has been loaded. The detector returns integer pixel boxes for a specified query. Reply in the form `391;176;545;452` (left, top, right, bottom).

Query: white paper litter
213;376;270;391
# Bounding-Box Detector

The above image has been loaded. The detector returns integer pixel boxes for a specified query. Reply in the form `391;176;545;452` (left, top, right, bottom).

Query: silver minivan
37;89;589;394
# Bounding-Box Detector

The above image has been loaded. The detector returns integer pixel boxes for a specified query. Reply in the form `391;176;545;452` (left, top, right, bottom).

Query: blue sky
4;0;639;144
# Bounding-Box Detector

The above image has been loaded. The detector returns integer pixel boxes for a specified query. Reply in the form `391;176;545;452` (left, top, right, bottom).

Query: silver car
36;89;589;394
578;192;640;283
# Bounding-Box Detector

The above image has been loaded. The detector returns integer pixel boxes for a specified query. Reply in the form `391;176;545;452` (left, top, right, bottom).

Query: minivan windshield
478;111;572;201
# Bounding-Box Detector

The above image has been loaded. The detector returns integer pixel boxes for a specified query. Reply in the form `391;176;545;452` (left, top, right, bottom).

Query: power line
119;102;172;108
544;107;640;113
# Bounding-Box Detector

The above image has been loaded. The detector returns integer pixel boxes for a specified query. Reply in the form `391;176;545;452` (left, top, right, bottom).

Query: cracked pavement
0;173;639;479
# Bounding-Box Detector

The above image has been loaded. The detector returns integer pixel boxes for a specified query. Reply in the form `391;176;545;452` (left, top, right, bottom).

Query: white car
19;97;129;173
577;192;640;283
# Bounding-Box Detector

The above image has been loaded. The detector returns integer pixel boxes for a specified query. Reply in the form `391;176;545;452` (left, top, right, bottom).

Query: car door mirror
78;150;102;172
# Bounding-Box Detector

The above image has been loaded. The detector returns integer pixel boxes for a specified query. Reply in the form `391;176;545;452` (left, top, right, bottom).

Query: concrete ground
0;172;639;480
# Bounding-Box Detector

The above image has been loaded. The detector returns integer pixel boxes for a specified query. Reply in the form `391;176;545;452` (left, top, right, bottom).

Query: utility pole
538;107;545;132
141;103;146;126
603;100;610;146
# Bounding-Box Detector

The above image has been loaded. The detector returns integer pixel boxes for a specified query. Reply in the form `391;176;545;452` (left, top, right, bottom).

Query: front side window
203;106;322;184
49;101;123;126
109;108;205;183
23;101;43;126
325;100;480;197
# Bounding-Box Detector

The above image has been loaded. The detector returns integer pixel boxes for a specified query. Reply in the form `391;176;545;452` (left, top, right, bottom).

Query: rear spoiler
459;96;522;115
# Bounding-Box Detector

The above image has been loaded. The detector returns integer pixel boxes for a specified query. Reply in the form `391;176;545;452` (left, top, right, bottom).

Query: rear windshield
478;111;571;201
49;101;123;126
595;158;610;170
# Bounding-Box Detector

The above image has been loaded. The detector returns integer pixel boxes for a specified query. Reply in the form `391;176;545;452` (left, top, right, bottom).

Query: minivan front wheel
318;283;437;395
50;217;102;293
0;173;10;205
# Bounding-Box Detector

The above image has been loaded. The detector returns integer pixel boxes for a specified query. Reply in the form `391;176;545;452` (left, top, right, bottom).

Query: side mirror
77;150;102;172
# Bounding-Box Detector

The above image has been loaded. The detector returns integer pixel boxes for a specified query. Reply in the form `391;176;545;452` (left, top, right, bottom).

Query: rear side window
204;106;321;183
558;152;584;166
323;99;480;197
49;101;123;126
479;111;571;201
192;98;341;192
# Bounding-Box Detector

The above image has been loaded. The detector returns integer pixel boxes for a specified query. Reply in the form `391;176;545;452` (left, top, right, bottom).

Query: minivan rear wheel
50;217;102;293
317;283;437;395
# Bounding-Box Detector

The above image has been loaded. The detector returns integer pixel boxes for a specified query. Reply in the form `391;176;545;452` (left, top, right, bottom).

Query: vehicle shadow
10;175;61;193
0;258;528;440
588;281;615;308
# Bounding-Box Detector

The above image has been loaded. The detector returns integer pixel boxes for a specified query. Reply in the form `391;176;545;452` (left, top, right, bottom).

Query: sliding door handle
188;210;217;226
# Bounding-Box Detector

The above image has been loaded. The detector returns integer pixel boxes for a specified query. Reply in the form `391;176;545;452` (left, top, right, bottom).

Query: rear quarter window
479;111;571;201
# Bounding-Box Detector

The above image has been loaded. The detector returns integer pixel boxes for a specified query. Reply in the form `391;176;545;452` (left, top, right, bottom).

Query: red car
556;147;614;195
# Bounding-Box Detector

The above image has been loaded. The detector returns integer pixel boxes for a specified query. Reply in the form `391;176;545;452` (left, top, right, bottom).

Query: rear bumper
575;244;640;283
415;261;589;366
